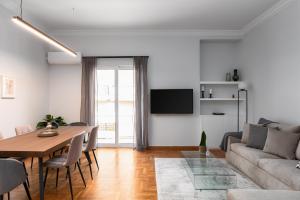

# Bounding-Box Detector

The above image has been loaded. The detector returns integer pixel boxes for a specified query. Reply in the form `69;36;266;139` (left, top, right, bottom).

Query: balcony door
96;58;134;147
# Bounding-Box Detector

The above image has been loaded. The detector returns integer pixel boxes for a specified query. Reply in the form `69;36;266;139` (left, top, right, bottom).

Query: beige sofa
227;189;300;200
226;136;300;199
226;136;300;190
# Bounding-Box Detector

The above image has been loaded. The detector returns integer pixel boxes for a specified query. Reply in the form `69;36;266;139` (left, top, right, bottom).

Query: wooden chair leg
76;162;86;187
92;149;99;170
22;162;30;188
56;168;59;188
66;167;74;200
30;157;34;169
43;168;49;189
23;182;32;200
84;152;93;180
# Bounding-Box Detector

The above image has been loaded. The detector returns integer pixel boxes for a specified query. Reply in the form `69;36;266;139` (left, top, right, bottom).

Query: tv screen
150;89;193;114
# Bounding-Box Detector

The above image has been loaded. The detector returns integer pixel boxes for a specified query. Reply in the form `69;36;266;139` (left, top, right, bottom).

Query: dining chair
69;122;89;143
0;158;31;200
0;131;30;188
43;134;86;200
82;126;99;180
15;125;35;169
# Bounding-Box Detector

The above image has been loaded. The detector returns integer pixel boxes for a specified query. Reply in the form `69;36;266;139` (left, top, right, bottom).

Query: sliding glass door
96;59;134;147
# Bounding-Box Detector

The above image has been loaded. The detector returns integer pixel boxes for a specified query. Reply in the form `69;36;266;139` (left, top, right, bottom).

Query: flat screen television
150;89;193;114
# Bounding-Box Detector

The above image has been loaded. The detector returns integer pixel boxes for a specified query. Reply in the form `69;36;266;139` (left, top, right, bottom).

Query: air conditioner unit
47;52;82;65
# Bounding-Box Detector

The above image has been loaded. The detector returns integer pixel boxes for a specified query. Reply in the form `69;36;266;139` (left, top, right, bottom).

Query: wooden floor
10;148;225;200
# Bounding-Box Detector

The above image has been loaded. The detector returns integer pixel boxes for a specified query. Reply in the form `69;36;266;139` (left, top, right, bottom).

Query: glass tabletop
181;151;235;176
181;151;237;190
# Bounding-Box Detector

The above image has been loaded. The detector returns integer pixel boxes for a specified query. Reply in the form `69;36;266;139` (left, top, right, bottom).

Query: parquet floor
9;148;225;200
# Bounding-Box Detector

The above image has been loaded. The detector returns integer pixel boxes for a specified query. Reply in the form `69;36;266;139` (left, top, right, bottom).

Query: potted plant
199;131;207;154
36;114;67;129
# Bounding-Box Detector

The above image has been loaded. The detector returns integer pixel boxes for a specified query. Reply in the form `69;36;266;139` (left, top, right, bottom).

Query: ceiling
0;0;281;31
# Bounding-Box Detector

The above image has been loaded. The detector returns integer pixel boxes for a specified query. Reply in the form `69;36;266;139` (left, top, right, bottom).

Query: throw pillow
241;123;250;144
263;128;300;159
246;124;268;150
257;118;278;126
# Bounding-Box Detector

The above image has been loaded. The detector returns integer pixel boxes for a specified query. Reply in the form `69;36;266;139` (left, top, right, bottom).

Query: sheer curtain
134;56;149;151
80;57;97;126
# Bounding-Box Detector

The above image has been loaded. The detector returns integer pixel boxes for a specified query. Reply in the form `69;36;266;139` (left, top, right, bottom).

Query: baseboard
148;146;199;151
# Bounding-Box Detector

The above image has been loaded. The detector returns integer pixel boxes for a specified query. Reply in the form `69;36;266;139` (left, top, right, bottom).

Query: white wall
200;41;240;81
239;0;300;124
48;64;81;123
0;6;48;137
48;35;201;146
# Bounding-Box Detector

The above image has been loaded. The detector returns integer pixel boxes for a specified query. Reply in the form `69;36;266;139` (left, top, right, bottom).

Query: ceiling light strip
12;16;77;57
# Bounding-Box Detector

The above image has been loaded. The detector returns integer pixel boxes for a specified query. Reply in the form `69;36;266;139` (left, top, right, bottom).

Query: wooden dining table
0;126;93;200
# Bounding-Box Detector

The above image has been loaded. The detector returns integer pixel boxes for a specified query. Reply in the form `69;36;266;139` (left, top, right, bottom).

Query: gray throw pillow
263;128;300;160
246;124;268;150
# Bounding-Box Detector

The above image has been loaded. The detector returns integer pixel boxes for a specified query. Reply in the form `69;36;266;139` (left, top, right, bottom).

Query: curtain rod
83;56;148;59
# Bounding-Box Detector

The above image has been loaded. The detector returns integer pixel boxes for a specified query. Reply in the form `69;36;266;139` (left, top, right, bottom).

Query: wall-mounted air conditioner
47;52;82;65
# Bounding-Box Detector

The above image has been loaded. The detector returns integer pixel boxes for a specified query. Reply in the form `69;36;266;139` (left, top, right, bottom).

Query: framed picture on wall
1;76;16;99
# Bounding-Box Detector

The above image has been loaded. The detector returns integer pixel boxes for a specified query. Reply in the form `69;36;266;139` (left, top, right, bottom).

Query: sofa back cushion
263;128;300;160
277;124;300;133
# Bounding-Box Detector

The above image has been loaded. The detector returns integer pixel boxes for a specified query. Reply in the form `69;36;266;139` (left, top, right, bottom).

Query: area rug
155;158;260;200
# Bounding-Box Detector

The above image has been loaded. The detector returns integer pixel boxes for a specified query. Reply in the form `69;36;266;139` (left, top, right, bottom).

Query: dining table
0;126;94;200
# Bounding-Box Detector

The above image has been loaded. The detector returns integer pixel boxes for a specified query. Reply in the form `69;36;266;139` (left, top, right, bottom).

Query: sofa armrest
227;136;241;152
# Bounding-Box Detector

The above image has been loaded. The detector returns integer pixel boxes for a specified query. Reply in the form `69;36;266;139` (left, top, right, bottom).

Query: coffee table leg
38;157;44;200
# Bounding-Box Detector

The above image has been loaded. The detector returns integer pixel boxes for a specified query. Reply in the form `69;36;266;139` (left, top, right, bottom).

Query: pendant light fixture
12;0;77;57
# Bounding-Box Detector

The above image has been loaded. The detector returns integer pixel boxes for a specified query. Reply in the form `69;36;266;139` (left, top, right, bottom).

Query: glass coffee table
181;151;237;190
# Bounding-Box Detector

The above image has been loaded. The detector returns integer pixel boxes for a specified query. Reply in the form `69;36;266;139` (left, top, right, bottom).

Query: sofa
226;135;300;190
227;189;300;200
225;121;300;199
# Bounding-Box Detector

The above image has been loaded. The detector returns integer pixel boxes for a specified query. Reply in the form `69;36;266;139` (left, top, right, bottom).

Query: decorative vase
232;69;239;81
226;72;231;81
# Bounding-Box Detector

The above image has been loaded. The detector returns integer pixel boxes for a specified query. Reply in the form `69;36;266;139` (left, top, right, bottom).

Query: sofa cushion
258;159;300;190
228;189;300;200
277;124;300;133
231;143;280;165
263;128;300;159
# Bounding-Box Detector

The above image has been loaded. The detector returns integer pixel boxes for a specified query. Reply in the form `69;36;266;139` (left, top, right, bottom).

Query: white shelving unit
200;98;245;101
200;81;242;85
200;81;246;147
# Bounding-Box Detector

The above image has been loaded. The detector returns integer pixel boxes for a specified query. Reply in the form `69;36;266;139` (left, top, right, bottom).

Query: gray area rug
155;158;260;200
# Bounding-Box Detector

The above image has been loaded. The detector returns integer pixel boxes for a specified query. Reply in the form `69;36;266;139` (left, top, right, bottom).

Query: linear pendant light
11;1;77;57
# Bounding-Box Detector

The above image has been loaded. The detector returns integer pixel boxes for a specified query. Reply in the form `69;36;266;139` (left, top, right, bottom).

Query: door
96;58;134;147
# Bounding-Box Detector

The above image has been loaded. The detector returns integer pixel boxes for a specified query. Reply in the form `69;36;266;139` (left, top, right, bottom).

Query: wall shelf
200;81;243;85
200;98;245;101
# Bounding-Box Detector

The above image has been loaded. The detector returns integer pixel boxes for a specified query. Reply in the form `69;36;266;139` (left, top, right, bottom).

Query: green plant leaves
36;114;67;129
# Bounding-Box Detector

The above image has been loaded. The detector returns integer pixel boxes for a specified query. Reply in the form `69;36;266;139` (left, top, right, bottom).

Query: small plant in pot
199;131;207;155
36;114;67;129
